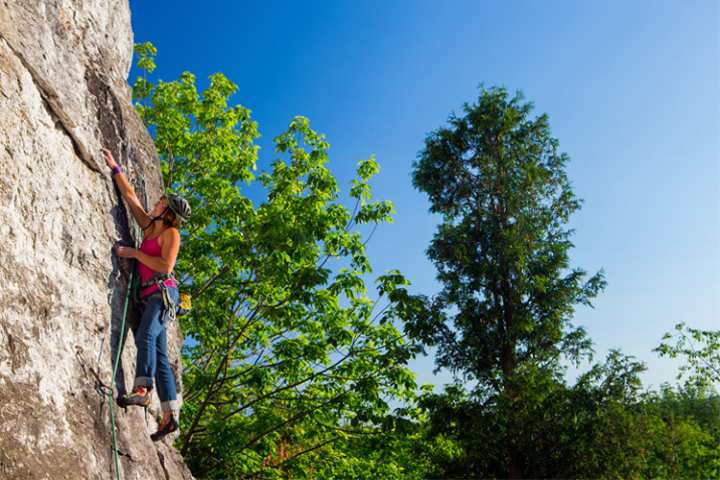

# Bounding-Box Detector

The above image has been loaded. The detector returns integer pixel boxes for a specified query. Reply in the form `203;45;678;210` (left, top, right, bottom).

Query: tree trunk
501;267;520;479
502;341;521;479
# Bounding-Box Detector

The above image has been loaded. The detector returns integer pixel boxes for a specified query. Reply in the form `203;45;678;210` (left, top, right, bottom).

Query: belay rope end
107;259;138;480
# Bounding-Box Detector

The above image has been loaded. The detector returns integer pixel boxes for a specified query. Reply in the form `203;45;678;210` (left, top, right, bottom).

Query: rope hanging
107;222;143;480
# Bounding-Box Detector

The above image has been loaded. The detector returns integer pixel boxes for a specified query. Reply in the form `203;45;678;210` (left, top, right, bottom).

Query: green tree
130;42;430;479
408;85;606;478
656;322;720;388
641;383;720;479
418;349;720;479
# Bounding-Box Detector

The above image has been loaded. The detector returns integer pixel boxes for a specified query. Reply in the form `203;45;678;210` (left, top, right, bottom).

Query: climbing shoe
118;386;151;407
150;414;178;442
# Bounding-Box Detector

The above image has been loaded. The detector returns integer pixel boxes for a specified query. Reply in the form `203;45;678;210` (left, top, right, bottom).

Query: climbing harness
139;271;177;290
138;271;192;321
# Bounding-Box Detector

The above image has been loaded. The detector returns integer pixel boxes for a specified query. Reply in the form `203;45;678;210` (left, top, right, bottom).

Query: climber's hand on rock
101;147;117;169
114;244;137;259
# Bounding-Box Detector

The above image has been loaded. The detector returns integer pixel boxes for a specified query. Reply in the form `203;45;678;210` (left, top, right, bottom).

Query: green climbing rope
108;255;138;480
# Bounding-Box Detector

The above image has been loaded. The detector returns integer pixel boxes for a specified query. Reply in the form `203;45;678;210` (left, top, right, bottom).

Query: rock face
0;1;194;478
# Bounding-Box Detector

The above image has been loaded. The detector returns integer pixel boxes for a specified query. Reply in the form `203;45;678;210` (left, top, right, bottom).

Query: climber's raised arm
102;147;153;230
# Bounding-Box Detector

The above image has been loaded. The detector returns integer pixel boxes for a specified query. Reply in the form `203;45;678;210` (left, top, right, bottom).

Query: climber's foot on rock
119;386;151;407
151;413;178;441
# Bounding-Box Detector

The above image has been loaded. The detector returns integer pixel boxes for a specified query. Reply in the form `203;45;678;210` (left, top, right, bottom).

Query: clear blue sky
128;0;719;392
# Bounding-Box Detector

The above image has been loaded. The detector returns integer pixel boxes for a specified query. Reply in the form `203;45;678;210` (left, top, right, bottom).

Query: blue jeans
133;285;179;413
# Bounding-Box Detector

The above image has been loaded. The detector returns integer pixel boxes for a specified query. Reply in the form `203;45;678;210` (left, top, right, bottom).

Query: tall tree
131;42;428;479
409;86;606;478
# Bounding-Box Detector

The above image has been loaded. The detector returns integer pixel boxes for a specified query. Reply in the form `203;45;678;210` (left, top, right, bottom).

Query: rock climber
102;147;191;442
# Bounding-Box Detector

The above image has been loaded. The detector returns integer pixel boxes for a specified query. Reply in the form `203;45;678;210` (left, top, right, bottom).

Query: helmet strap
143;206;171;229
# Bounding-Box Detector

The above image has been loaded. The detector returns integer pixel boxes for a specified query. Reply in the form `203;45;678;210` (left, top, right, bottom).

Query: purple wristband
111;165;122;175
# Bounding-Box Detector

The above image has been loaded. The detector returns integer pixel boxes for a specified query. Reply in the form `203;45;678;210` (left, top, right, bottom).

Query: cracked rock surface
0;1;194;478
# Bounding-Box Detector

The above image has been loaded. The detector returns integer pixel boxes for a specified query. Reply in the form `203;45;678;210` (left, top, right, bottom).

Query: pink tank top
137;232;177;298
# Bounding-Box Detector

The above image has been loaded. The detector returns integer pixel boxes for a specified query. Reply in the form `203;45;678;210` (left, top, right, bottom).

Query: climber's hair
158;195;180;229
160;209;179;228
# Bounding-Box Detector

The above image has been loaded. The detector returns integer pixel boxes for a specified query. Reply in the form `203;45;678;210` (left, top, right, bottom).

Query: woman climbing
102;147;192;442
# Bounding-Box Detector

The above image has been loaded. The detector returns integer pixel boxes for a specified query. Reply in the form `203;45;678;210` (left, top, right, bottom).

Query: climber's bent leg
133;295;164;389
155;287;180;413
155;326;178;413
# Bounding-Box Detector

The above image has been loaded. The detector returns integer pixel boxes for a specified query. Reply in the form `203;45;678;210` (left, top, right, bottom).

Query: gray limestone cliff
0;1;195;478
